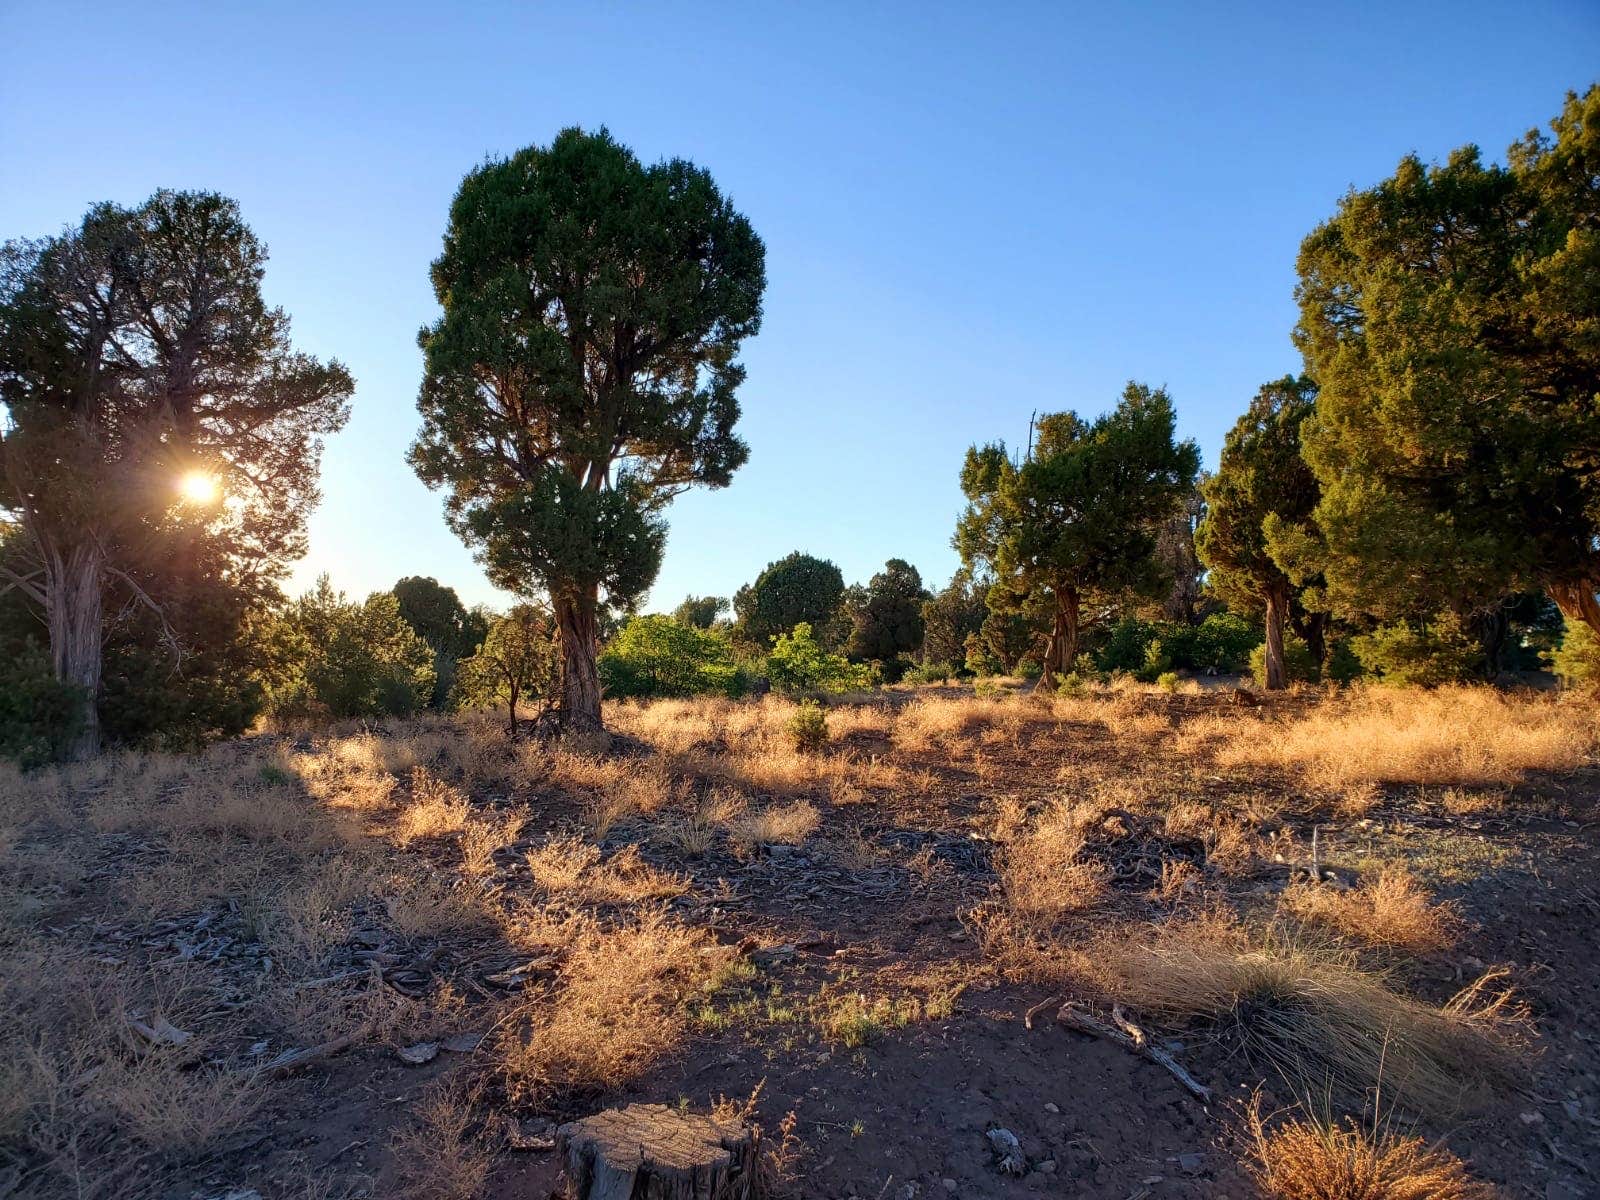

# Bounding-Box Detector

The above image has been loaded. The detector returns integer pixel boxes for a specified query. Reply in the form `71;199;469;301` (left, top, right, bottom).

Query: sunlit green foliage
600;614;743;698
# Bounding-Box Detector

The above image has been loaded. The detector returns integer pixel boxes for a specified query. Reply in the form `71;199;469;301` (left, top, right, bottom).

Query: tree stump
556;1103;760;1200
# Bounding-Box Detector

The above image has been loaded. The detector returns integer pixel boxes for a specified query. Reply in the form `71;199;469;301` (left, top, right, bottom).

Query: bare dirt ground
3;682;1597;1199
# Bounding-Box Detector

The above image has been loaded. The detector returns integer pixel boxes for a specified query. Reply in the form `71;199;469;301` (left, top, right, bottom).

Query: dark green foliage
845;559;928;665
957;383;1201;685
733;552;845;648
393;576;488;708
0;644;83;768
903;660;957;685
1349;618;1482;687
672;595;729;630
1191;612;1264;674
600;614;743;698
1289;87;1600;637
920;572;987;669
410;127;764;730
786;701;829;753
261;577;435;719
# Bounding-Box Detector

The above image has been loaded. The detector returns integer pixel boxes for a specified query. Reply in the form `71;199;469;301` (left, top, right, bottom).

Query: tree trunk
505;678;520;738
1548;579;1600;638
1263;584;1288;691
557;1104;758;1200
1036;587;1080;692
555;586;603;731
48;542;105;759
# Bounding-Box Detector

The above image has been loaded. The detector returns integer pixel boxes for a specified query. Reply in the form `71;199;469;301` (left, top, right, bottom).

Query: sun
178;470;219;504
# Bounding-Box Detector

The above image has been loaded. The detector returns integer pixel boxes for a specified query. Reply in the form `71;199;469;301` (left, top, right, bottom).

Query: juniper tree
0;192;352;756
732;551;845;649
411;128;764;730
957;383;1199;687
1288;86;1600;637
1195;376;1323;688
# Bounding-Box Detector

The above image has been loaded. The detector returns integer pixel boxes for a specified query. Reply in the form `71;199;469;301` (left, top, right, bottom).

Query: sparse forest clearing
4;682;1597;1199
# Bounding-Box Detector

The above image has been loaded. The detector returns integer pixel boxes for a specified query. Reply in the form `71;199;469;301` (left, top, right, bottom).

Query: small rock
441;1031;485;1054
396;1042;439;1066
1034;1159;1057;1175
248;1040;270;1056
1561;1099;1581;1120
504;1114;556;1151
942;1180;958;1193
1043;1102;1059;1114
1178;1152;1203;1173
985;1127;1024;1176
1520;1111;1545;1125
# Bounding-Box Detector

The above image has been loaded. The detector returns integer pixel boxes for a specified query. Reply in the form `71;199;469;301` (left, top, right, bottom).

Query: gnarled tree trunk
47;541;105;759
555;585;603;731
1036;586;1080;691
1549;578;1600;638
1262;583;1288;691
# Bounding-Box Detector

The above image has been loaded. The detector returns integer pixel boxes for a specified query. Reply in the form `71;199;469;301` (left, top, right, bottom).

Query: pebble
942;1180;958;1193
1043;1102;1059;1114
1034;1159;1057;1175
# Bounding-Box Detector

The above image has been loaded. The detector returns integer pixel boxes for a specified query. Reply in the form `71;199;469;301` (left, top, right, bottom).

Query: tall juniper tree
957;383;1199;688
411;128;765;730
1195;376;1323;689
0;192;352;757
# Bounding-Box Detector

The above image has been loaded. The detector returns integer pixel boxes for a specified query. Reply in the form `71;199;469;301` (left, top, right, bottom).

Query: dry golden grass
1215;686;1596;788
727;800;822;854
460;809;527;877
394;767;471;844
993;799;1110;928
1247;1097;1496;1200
496;909;730;1105
1096;916;1524;1118
524;837;687;904
1281;868;1460;953
389;1085;492;1200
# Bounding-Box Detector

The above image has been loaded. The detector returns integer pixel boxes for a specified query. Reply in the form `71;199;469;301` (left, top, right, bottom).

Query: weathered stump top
557;1103;758;1200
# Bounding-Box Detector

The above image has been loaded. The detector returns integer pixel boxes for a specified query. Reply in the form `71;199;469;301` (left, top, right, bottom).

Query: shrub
1095;617;1160;675
0;644;84;768
261;577;436;718
600;615;744;699
765;623;875;693
1351;618;1480;687
786;701;829;752
1155;671;1182;693
1249;632;1319;687
904;660;958;685
1190;612;1262;673
1549;619;1600;691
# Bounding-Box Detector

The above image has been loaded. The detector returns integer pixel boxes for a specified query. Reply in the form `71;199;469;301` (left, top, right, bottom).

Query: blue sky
4;2;1597;612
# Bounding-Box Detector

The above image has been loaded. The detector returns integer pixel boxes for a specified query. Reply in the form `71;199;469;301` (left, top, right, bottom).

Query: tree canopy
957;384;1200;686
733;551;845;648
845;558;928;666
672;594;729;630
410;127;765;730
1289;86;1600;635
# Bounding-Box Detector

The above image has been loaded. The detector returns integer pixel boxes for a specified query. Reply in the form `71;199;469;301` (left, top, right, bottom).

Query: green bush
1190;612;1262;673
1248;632;1319;687
786;701;829;752
1549;620;1600;691
0;645;85;768
600;614;744;699
1155;670;1182;693
1095;617;1160;675
1350;618;1480;687
765;623;875;694
259;577;436;718
1324;637;1365;684
904;660;958;685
